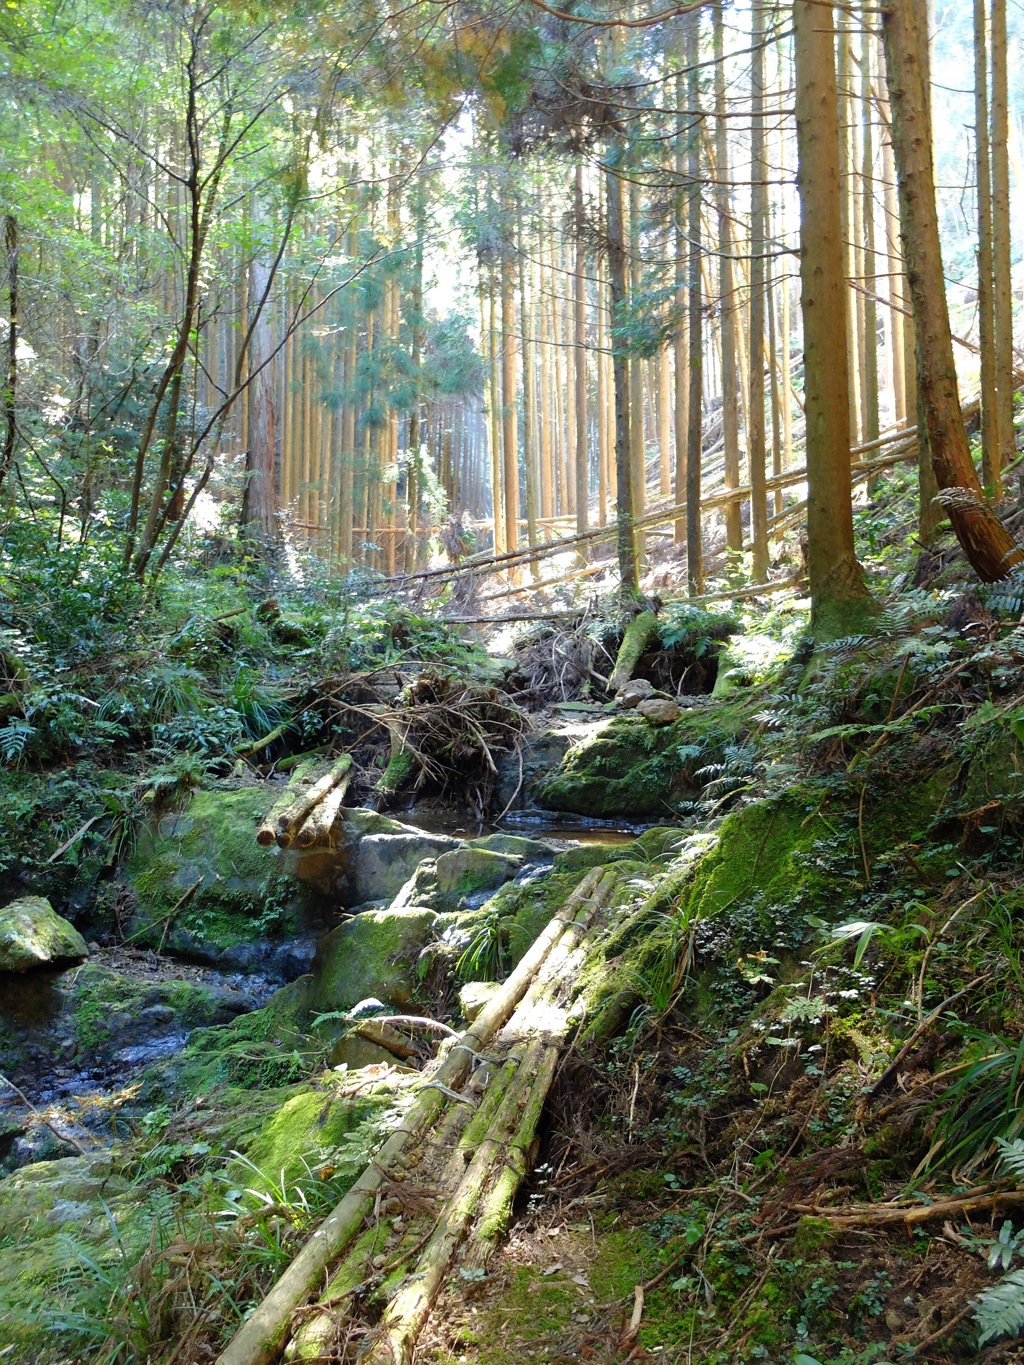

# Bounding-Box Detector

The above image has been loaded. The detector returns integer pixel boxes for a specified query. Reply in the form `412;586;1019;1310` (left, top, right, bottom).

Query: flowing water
0;807;650;1169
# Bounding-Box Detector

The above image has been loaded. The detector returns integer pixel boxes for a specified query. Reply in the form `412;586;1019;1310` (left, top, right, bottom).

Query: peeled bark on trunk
883;0;1024;581
272;755;353;848
293;775;352;849
216;867;614;1365
795;0;874;627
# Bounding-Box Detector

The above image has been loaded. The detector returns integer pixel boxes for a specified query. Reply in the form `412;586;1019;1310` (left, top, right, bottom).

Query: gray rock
348;830;459;904
0;897;88;973
328;1035;398;1070
471;833;555;861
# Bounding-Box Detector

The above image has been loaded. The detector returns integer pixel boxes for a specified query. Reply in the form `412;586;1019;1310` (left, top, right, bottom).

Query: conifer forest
11;0;1024;1361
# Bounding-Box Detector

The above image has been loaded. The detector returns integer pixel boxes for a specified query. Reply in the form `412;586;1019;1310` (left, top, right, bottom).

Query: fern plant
975;1268;1024;1345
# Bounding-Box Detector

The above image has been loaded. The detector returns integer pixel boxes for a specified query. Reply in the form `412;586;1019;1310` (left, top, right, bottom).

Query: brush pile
375;669;529;817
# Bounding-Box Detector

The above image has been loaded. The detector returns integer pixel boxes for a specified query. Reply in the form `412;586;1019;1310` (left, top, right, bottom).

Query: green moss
792;1215;838;1261
124;786;314;954
477;868;590;967
536;696;756;818
155;980;313;1096
239;1082;387;1188
308;906;437;1015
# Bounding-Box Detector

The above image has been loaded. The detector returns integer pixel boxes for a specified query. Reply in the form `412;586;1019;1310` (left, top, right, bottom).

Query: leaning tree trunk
882;0;1023;581
794;0;873;627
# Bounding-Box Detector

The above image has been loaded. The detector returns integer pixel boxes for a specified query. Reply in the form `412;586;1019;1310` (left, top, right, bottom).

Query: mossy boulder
306;906;437;1015
123;787;321;967
0;895;88;972
535;716;687;817
0;1150;147;1357
535;700;754;818
471;833;554;861
465;846;516;895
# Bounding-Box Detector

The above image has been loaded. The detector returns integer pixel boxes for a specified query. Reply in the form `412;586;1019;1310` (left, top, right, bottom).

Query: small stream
0;810;646;1171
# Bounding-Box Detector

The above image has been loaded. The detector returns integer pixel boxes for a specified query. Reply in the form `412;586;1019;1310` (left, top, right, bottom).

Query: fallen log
255;758;329;846
292;770;353;849
272;756;352;849
215;866;615;1365
608;611;661;693
287;869;616;1364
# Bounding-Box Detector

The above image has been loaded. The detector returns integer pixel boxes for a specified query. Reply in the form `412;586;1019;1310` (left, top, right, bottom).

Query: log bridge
256;756;353;851
215;864;620;1365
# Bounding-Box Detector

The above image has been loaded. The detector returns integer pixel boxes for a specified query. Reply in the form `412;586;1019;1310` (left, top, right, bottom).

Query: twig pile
381;669;530;818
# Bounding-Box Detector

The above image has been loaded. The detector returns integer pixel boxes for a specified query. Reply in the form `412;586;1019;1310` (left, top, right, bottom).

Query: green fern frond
995;1137;1024;1182
975;1268;1024;1345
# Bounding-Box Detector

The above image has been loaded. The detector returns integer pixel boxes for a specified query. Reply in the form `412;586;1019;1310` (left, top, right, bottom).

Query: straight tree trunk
991;0;1014;470
975;0;999;492
605;153;638;596
860;25;880;455
839;14;862;446
240;245;278;539
714;1;742;554
794;0;873;629
674;67;689;548
500;230;520;554
484;277;504;553
881;123;907;423
883;0;1024;580
685;8;703;596
1;214;16;493
597;253;611;526
537;244;554;523
518;208;540;564
748;0;770;581
628;182;645;564
574;160;589;539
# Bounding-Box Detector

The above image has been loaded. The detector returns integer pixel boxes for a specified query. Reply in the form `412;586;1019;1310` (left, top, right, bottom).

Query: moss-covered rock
0;1150;147;1357
535;700;754;818
0;896;88;972
123;786;321;965
307;906;437;1015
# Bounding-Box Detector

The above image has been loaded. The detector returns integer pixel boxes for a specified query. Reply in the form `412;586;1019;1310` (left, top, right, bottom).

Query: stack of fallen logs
256;755;353;850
